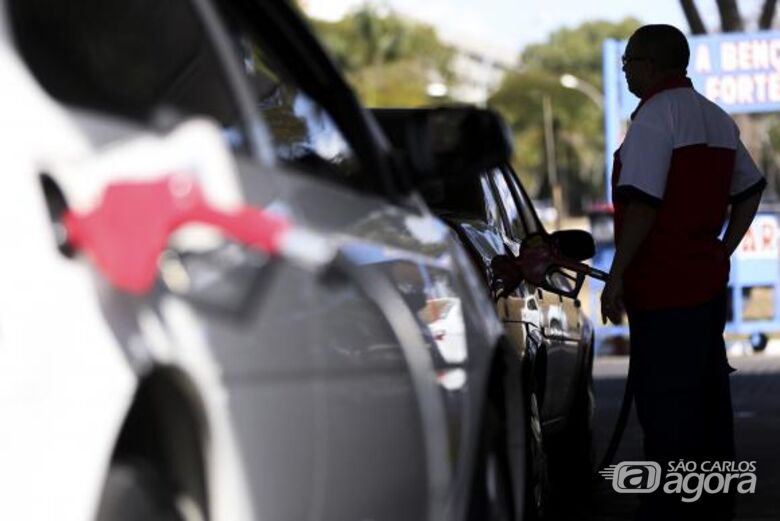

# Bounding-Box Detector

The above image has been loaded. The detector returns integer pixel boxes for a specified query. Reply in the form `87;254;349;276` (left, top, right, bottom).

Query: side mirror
371;106;513;185
550;229;595;261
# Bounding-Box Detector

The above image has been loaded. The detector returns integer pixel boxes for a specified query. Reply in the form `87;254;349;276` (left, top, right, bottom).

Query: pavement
587;352;780;521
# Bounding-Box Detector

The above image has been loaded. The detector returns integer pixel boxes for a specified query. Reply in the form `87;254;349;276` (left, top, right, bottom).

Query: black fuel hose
597;358;634;472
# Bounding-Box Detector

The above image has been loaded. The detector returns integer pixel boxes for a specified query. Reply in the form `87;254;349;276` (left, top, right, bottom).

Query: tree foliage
489;18;640;210
309;6;454;107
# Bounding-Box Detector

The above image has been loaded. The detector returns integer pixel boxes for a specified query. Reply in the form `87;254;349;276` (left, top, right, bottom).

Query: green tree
309;5;454;107
489;18;640;213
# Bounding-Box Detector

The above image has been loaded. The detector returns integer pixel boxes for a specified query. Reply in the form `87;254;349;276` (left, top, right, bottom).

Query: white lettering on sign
771;40;780;70
753;40;770;69
737;216;778;259
619;35;780;118
720;39;780;72
722;76;738;102
721;42;738;71
695;44;712;73
704;72;780;105
738;75;754;102
754;74;769;102
738;41;753;70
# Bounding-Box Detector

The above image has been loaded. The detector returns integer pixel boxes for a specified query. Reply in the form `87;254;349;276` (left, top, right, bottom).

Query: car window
422;170;487;219
490;168;527;241
480;174;509;236
214;2;363;187
9;0;248;151
501;165;541;234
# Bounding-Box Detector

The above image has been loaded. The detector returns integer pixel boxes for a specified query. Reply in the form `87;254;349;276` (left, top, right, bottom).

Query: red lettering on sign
741;228;757;252
762;222;775;249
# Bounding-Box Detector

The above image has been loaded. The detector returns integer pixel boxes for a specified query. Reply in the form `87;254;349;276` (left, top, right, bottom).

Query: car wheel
524;386;551;521
96;458;186;521
468;400;515;521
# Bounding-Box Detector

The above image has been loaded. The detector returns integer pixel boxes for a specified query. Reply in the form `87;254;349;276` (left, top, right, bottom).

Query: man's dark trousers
628;290;736;521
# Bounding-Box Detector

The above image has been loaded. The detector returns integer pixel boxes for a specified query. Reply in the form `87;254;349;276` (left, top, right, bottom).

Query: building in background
440;33;518;105
299;0;519;105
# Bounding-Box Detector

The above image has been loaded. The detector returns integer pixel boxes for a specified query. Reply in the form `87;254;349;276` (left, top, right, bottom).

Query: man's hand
722;188;763;257
601;274;625;325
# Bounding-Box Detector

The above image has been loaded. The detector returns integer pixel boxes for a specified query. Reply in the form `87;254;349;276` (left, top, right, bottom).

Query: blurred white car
0;2;529;521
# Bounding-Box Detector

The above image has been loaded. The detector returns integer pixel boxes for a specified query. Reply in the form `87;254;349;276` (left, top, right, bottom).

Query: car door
501;165;587;415
488;167;576;426
475;173;535;360
503;166;584;338
198;2;500;520
438;172;533;355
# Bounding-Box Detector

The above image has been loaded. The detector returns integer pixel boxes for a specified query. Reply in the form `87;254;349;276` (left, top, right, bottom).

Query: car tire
524;385;551;521
468;399;515;521
96;458;185;521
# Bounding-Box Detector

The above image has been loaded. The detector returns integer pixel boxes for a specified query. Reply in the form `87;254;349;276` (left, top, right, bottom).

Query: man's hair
630;24;690;71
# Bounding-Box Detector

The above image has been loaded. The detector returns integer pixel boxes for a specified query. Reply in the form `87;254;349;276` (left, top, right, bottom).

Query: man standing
600;24;766;520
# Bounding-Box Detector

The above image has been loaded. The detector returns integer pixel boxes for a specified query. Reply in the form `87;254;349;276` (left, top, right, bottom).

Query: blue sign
610;31;780;120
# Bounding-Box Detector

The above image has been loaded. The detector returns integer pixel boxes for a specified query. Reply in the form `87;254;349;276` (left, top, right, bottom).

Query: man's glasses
621;54;651;66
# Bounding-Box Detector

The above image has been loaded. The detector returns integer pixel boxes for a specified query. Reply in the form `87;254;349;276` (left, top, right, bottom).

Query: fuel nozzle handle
554;256;609;282
491;234;609;298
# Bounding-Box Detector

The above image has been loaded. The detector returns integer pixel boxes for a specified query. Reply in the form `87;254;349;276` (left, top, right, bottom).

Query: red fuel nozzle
63;174;332;294
491;233;607;299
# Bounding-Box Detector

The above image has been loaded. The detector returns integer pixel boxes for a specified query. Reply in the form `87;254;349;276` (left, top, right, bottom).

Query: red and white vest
612;76;766;310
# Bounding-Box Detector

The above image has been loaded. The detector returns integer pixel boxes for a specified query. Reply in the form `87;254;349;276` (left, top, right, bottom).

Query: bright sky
304;0;771;54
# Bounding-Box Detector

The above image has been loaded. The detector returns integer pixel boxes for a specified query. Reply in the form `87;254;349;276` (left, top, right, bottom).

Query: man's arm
725;138;765;255
611;200;658;278
601;200;658;324
722;190;762;257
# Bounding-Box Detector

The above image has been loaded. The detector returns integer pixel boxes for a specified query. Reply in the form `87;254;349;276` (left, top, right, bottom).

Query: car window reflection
227;18;362;183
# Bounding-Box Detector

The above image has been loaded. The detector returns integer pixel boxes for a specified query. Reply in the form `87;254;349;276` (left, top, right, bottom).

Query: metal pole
602;39;620;205
543;94;563;229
